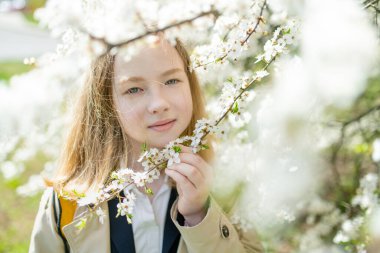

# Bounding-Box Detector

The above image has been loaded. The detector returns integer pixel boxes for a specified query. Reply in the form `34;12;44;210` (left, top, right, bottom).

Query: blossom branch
192;0;267;69
363;0;379;9
88;9;220;55
342;104;380;127
330;104;380;196
239;1;267;46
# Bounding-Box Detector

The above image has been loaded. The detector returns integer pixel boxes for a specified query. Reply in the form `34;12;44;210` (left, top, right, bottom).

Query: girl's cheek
175;87;191;103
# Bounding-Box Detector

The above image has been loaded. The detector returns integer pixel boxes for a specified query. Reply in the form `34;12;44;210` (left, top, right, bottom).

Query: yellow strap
58;197;77;235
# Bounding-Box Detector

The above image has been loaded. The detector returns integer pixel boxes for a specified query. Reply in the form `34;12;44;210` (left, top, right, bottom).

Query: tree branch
192;0;267;69
88;9;220;54
329;104;380;192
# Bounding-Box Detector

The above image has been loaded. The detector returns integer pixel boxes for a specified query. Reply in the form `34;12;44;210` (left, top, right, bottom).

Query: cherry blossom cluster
34;0;269;63
216;19;298;122
190;0;267;69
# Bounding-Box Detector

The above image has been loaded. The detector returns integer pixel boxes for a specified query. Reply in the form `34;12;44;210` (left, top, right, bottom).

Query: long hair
52;39;214;193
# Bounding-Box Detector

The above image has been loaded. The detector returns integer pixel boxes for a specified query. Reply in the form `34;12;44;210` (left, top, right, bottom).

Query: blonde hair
52;39;214;193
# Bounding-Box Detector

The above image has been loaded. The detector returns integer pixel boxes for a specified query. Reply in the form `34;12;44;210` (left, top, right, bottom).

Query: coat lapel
108;193;136;253
62;202;111;253
162;188;183;253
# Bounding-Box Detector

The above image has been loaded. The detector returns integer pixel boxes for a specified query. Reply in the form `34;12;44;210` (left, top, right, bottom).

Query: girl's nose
147;83;170;114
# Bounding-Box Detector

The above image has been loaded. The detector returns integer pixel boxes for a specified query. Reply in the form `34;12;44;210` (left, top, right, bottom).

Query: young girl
29;36;263;253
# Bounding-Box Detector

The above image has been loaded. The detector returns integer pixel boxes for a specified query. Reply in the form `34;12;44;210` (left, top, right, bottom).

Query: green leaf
200;144;209;150
145;187;154;195
111;172;118;180
127;214;133;224
141;142;147;152
75;217;87;231
73;189;85;198
354;143;369;154
282;28;291;35
215;57;223;63
231;102;239;114
173;146;182;153
116;207;121;218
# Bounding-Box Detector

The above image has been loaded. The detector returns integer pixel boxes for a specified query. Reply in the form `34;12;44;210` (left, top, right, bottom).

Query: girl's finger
178;153;210;177
167;163;203;188
165;168;196;193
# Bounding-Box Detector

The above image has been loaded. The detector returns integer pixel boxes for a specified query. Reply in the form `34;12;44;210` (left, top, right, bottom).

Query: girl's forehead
114;42;184;79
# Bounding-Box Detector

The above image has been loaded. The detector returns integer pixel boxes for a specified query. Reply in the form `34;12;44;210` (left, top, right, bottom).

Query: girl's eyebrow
118;68;184;85
160;68;184;77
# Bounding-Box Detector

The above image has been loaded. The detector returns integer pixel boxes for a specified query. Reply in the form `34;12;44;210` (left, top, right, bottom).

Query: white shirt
124;175;172;253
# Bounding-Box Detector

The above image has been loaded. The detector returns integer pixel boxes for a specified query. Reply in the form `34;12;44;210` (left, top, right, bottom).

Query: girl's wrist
183;196;211;226
183;209;207;226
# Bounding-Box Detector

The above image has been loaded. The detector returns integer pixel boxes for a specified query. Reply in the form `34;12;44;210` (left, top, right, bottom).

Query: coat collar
62;201;111;253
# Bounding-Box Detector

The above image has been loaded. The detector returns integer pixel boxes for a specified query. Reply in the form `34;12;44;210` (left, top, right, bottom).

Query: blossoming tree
1;0;379;252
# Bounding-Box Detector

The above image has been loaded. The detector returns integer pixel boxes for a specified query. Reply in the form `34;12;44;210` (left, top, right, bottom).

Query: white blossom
372;138;380;162
95;207;106;224
369;207;380;238
166;147;181;167
333;217;364;244
117;190;136;221
146;169;160;183
77;191;98;207
131;172;147;187
352;173;379;211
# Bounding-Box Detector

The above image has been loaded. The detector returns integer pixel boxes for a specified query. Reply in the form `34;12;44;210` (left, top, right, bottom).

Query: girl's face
113;40;193;152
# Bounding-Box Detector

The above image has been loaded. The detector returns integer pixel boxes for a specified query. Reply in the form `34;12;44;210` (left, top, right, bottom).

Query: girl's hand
165;145;213;226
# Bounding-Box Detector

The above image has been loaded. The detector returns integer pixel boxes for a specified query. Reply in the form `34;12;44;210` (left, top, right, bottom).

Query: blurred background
0;0;56;252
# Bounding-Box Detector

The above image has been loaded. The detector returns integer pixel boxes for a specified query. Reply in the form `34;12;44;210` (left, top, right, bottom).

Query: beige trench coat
29;188;263;253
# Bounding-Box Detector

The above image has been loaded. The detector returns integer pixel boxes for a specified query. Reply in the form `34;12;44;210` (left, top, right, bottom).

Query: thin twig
342;104;380;128
89;9;219;54
192;0;267;69
329;104;380;193
363;0;378;9
240;0;267;46
213;57;274;128
330;128;344;187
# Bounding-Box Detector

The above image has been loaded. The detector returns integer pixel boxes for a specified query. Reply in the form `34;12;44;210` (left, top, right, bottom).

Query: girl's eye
126;87;143;94
165;79;180;85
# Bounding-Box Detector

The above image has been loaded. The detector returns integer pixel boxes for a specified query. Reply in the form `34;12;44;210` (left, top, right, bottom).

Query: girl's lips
148;119;176;132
